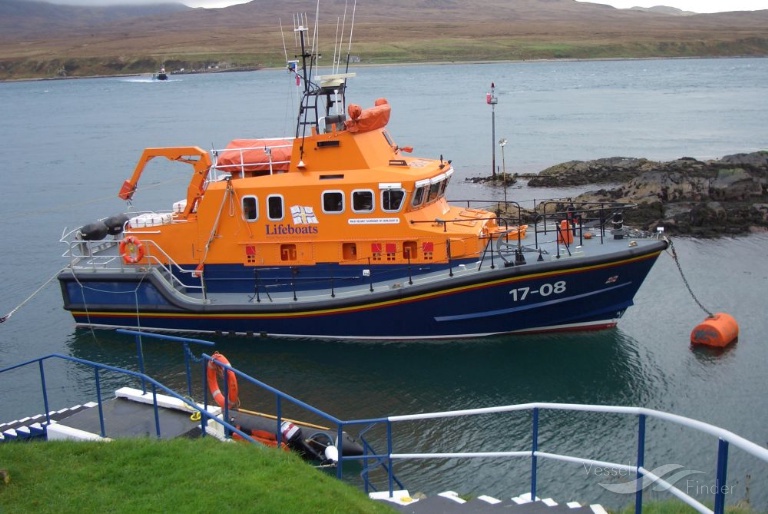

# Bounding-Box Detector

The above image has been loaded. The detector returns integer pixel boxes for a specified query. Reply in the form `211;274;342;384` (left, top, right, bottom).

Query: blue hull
59;241;666;340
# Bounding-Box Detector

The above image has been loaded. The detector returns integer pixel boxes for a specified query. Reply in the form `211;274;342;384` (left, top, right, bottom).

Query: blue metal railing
1;331;273;447
0;330;371;479
4;331;767;513
0;352;256;443
343;403;768;514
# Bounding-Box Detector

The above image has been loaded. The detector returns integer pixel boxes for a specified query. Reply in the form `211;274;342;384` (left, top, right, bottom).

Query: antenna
345;0;357;72
335;0;350;74
312;0;320;61
280;19;289;64
333;17;341;75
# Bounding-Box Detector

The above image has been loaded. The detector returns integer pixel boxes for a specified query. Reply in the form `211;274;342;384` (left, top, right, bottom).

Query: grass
0;438;395;514
615;499;758;514
1;438;765;513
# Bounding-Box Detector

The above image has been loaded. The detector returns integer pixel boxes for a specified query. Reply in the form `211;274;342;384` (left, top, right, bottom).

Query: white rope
1;268;65;323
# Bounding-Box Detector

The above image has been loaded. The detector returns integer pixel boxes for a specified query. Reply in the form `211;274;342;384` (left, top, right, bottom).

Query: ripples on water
1;58;767;509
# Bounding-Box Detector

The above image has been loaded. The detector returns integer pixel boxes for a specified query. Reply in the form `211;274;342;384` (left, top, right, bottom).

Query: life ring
119;236;145;264
207;352;239;409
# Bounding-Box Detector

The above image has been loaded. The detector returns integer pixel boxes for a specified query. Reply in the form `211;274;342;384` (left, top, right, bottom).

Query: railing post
276;396;283;446
531;407;539;500
407;255;413;285
152;383;162;438
336;423;344;479
387;420;395;497
223;363;231;437
635;413;646;514
38;360;51;428
201;358;209;438
94;367;106;437
714;438;729;514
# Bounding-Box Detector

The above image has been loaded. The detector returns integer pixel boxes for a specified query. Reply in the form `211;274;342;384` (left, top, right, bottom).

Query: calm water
1;58;767;508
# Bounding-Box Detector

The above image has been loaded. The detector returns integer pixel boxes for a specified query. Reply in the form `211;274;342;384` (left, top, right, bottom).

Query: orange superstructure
115;94;502;273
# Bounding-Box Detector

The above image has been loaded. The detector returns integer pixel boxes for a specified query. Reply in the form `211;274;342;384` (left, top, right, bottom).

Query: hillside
1;0;767;80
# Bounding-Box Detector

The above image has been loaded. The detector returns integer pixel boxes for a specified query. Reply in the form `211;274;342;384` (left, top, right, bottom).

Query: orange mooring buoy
690;312;739;348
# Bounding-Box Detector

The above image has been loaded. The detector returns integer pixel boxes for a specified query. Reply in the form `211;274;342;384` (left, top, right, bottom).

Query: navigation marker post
487;82;499;178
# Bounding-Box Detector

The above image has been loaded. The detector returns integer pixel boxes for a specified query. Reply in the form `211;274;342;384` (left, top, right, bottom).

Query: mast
293;13;355;142
294;19;318;140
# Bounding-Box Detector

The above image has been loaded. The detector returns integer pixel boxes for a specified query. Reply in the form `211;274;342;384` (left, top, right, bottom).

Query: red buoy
690;313;739;347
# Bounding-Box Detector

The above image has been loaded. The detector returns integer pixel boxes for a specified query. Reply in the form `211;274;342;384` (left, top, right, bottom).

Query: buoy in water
690;312;739;348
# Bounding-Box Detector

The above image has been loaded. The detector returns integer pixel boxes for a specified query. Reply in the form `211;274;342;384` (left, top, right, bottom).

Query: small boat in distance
57;12;668;341
154;66;168;81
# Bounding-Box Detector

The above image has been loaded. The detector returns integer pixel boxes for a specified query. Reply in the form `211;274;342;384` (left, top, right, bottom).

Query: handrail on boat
211;141;293;177
60;223;207;299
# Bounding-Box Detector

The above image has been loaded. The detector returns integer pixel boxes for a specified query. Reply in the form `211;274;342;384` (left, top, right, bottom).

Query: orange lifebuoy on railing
119;236;145;264
207;352;239;409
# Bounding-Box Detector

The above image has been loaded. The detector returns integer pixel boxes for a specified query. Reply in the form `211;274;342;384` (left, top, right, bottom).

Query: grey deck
56;397;203;439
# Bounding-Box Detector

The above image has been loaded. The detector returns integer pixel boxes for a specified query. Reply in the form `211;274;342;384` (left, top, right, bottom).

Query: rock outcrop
526;152;768;237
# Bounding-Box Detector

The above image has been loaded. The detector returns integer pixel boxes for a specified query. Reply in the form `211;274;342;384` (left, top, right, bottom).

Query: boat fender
77;221;109;241
206;352;239;409
691;312;739;348
104;214;130;236
324;445;339;463
119;236;145;264
556;220;573;245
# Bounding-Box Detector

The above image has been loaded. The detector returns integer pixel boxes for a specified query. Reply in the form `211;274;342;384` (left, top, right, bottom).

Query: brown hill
1;0;767;80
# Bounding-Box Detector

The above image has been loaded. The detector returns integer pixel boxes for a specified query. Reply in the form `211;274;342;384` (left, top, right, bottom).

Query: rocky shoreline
488;151;768;237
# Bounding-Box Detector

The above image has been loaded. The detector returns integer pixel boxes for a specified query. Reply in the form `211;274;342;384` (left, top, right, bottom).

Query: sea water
1;57;767;509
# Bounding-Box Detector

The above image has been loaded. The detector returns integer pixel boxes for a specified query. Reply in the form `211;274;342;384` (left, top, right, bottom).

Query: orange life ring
207;352;239;409
119;236;145;264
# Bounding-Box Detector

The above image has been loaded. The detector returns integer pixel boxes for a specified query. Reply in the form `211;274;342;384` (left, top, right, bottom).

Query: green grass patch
615;498;759;514
0;438;394;514
1;439;765;513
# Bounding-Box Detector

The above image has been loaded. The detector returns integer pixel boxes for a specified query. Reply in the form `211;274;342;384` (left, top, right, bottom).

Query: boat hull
58;240;666;340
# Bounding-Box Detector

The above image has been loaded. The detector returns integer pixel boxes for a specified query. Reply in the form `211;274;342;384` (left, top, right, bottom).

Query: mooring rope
666;238;713;318
0;268;65;324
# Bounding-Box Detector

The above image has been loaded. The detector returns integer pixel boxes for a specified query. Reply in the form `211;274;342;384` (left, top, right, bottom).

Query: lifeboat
56;7;669;341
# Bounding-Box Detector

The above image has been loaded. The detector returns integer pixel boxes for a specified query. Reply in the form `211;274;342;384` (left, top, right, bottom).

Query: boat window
267;195;284;221
427;181;441;203
322;191;344;213
381;189;405;212
352;190;374;213
439;175;451;197
411;186;426;208
242;196;258;221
